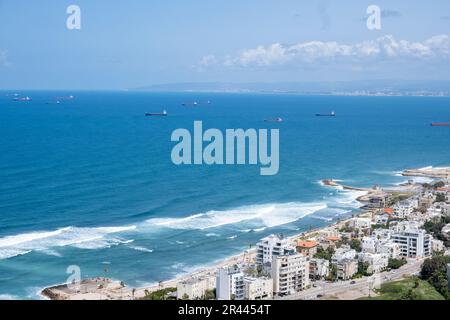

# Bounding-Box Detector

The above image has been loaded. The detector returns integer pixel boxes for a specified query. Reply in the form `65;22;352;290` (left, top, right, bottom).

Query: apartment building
177;276;216;300
256;235;294;266
216;265;245;300
272;253;310;296
391;228;432;258
243;277;273;300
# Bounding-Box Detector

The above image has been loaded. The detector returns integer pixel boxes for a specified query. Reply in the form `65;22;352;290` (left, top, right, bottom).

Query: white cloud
199;54;218;67
201;35;450;68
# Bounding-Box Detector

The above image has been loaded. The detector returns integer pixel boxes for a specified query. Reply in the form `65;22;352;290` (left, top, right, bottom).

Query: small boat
55;95;74;100
316;111;336;117
431;122;450;127
46;100;61;105
264;117;283;123
13;96;32;101
182;101;199;106
145;110;168;117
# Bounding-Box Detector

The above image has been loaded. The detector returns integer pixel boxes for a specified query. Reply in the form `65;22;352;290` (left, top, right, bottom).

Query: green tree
388;258;407;270
435;193;446;203
182;293;190;300
420;255;450;299
350;239;362;252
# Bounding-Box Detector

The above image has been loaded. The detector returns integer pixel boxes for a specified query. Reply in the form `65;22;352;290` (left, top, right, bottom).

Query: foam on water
0;225;136;260
145;202;328;230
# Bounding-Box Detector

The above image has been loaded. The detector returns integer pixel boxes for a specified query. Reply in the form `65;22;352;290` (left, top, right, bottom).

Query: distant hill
130;80;450;96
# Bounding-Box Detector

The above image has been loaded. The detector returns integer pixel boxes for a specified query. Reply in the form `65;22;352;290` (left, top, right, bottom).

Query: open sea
1;91;450;299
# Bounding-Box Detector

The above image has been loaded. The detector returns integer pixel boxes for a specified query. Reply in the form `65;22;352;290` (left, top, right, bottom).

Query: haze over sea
1;91;450;299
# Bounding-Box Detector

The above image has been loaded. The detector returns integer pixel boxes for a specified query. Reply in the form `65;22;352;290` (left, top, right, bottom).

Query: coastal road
277;259;424;300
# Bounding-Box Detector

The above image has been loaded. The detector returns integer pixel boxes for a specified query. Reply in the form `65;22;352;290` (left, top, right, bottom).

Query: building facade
216;265;245;300
243;277;273;300
177;276;216;300
271;253;310;296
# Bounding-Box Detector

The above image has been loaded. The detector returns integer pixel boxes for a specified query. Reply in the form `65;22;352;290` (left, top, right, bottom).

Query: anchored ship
431;122;450;127
316;111;336;117
264;117;283;123
145;110;168;117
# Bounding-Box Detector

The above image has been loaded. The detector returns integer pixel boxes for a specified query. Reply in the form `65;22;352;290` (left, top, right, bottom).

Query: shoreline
40;165;449;300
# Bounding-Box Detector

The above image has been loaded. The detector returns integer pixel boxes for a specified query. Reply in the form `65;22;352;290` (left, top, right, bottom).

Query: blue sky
1;0;450;89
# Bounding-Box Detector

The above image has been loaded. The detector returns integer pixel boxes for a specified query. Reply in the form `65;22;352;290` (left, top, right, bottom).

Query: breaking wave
0;226;136;260
145;202;328;231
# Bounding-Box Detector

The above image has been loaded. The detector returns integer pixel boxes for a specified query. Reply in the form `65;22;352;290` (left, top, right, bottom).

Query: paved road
277;259;424;300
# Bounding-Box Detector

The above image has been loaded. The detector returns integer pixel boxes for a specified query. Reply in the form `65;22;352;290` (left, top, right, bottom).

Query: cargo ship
316;111;335;117
431;122;450;127
145;110;168;117
13;96;32;101
264;117;283;123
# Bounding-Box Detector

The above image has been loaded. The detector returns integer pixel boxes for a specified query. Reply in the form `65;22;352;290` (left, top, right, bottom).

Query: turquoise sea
1;91;450;299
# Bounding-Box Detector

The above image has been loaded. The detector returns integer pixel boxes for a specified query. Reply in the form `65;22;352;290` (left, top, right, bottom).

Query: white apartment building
349;217;372;230
376;241;401;259
272;253;310;296
372;229;392;241
256;235;293;266
336;259;358;280
309;258;330;280
362;237;377;254
431;239;445;253
362;236;400;259
243;277;273;300
390;220;421;233
394;199;418;218
331;246;357;264
177;276;216;300
375;214;389;225
216;265;245;300
358;252;389;274
391;228;432;258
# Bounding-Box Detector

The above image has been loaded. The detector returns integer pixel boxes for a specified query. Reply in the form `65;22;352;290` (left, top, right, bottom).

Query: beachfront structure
391;228;432;258
366;194;390;209
309;258;330;280
336;259;358;280
358;252;388;274
349;217;372;230
394;199;418;219
177;276;216;300
296;240;318;257
256;235;295;272
271;253;310;296
331;247;357;264
216;265;245;300
243;277;273;300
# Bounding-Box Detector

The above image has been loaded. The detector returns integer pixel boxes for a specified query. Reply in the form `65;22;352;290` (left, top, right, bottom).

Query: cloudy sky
1;0;450;89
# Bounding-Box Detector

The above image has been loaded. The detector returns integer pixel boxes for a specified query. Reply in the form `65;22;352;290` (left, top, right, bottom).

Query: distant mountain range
131;80;450;96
